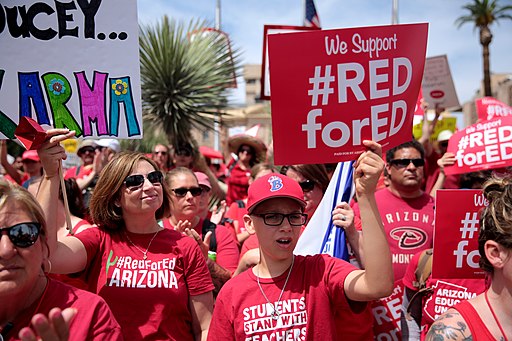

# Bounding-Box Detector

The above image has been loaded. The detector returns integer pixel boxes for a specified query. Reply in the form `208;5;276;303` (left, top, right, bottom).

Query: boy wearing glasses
208;141;393;340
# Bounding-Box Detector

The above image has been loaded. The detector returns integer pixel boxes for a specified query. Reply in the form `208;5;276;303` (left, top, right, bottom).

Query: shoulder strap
75;165;81;177
202;219;218;253
413;248;433;289
236;200;246;208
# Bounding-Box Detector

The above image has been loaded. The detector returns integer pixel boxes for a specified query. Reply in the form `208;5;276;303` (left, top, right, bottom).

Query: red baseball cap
22;150;40;162
194;171;211;189
247;173;306;213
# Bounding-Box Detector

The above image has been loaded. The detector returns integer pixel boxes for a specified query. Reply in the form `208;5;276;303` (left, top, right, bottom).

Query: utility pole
391;0;399;24
214;0;221;151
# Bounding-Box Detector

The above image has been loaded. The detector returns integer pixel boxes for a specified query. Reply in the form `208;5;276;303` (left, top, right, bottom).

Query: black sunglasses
79;147;95;154
298;179;315;192
172;187;203;197
389;158;425;168
251;213;308;226
175;149;192;157
124;171;163;189
0;222;41;248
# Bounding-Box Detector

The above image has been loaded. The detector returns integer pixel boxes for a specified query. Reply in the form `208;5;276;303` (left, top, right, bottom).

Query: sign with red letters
444;115;512;175
432;190;487;279
476;97;512;122
268;23;428;165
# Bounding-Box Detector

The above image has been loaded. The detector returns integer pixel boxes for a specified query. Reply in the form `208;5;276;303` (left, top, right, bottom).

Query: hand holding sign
353;140;384;198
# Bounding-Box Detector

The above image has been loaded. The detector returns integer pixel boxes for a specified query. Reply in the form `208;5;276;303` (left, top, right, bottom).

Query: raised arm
343;140;393;301
36;129;88;274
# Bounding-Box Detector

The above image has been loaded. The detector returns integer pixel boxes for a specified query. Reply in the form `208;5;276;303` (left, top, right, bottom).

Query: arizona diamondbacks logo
268;175;283;192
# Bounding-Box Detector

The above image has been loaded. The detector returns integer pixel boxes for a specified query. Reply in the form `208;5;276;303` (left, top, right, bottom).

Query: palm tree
139;16;240;148
455;0;512;97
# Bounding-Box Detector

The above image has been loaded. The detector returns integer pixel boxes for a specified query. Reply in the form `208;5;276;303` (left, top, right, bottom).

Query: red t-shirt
224;201;248;235
402;251;486;339
5;278;122;341
453;300;497;340
208;254;358;340
64;165;93;180
353;188;435;280
226;164;251;205
163;218;240;274
75;228;214;340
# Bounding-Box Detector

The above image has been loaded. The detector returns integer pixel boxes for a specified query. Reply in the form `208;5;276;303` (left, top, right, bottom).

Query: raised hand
37;129;76;177
18;307;77;341
353;140;384;197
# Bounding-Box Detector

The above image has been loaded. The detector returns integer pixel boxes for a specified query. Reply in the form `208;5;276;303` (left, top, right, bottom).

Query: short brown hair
89;152;171;231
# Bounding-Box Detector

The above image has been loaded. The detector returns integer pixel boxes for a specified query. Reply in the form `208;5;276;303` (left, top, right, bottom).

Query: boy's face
244;197;303;262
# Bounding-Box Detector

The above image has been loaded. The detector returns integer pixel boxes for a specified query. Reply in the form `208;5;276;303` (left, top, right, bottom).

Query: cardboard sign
432;190;487;279
260;25;320;100
0;0;142;140
476;97;512;122
422;55;460;110
444;115;512;175
268;23;428;165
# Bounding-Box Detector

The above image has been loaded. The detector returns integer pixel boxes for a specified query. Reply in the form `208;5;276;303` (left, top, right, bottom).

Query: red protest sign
444;115;512;175
268;23;428;165
476;97;512;122
414;88;424;116
432;190;487;279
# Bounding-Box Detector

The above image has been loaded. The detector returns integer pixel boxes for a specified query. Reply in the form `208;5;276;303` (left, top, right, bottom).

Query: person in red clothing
163;167;240;295
0;181;122;341
225;134;267;205
37;130;214;341
207;140;393;340
427;176;512;340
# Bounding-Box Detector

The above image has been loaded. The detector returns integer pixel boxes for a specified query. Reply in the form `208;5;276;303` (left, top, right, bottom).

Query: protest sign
268;23;428;165
412;117;457;141
432;190;487;279
0;0;142;140
422;55;460;110
261;25;320;100
444;115;512;175
476;97;512;122
371;280;403;341
414;88;424;116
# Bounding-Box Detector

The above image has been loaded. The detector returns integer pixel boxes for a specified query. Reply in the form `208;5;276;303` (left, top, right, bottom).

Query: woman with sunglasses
163;167;239;295
427;176;512;340
36;130;214;341
0;180;122;341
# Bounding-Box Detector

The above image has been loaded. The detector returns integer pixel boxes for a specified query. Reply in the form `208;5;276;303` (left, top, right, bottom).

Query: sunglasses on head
298;179;315;192
176;149;192;157
171;187;203;197
0;222;41;248
124;171;163;189
389;158;425;168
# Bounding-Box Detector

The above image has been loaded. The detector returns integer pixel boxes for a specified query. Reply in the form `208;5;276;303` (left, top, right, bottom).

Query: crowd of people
1;117;511;340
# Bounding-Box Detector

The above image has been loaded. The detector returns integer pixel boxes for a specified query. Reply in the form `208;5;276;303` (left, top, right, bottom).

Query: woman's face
119;161;163;217
238;145;254;163
168;172;200;220
0;199;44;298
286;168;323;218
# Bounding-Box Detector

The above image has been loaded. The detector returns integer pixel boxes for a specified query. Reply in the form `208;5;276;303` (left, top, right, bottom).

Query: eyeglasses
79;147;95;154
251;213;307;226
154;151;168;156
171;187;203;197
175;149;191;157
298;180;315;192
0;222;41;248
239;148;253;155
124;171;163;189
389;158;425;168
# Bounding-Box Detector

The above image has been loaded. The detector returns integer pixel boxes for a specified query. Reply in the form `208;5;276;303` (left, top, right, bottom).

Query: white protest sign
0;0;142;139
422;55;460;110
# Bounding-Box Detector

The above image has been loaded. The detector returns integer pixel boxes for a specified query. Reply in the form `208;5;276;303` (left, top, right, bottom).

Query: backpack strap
202;219;218;253
75;165;81;177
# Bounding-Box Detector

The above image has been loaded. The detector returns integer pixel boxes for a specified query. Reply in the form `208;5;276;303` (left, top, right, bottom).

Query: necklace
485;289;509;341
256;256;295;321
125;229;161;260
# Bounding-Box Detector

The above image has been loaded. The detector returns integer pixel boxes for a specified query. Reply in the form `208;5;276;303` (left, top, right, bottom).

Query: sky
137;0;512;107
